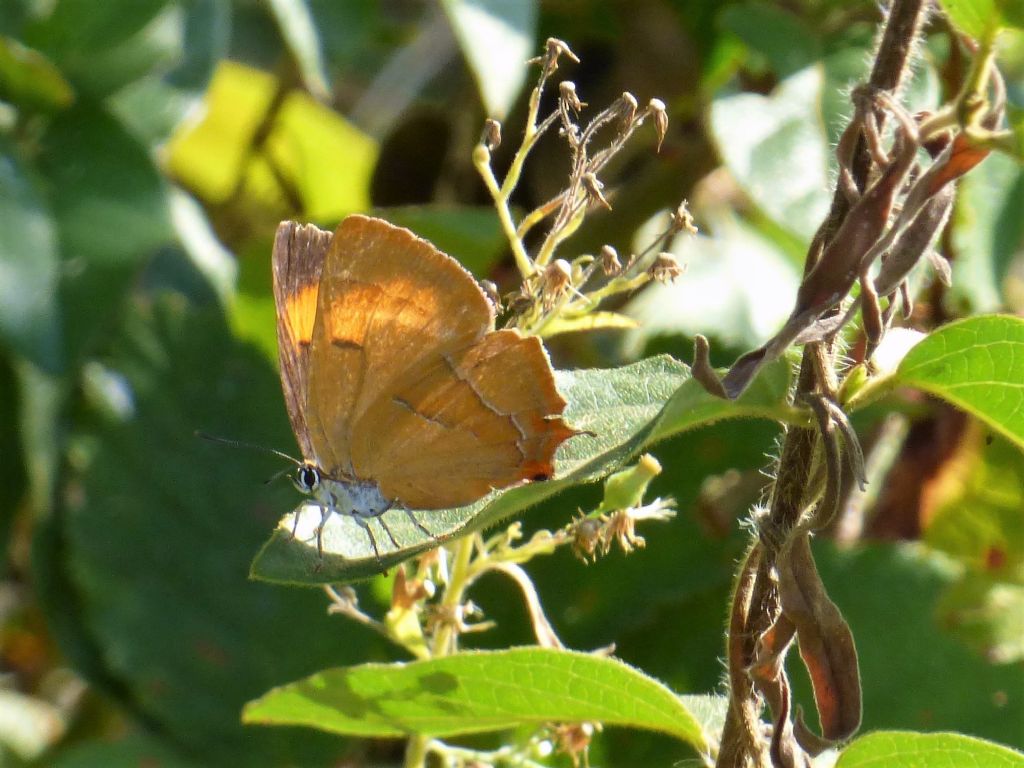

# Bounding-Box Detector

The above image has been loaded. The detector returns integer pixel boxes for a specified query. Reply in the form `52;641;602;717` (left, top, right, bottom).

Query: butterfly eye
297;466;320;492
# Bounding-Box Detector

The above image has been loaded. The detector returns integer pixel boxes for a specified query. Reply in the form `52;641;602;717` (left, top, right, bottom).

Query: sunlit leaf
166;60;377;220
710;65;830;243
439;0;537;118
937;0;1013;39
244;647;707;750
837;730;1024;767
251;356;798;584
895;315;1024;450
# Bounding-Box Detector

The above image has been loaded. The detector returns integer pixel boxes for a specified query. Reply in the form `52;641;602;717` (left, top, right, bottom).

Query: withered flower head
559;80;585;113
530;37;580;77
650;252;684;284
615;91;638;129
482;118;502;151
648;97;668;151
582;172;611;210
669;200;698;236
540;259;573;309
600;244;622;276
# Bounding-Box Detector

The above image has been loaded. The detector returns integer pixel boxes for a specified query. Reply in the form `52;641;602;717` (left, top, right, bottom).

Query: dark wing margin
272;221;332;461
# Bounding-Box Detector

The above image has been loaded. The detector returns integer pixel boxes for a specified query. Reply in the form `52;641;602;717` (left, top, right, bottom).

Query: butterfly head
292;462;322;496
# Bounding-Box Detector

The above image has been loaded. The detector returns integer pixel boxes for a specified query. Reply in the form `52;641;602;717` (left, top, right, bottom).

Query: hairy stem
716;1;929;764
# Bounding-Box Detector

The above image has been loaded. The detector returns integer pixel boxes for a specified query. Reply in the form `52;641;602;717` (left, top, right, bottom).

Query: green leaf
894;315;1024;450
0;141;62;372
51;733;199;768
26;0;177;97
710;65;830;243
926;431;1024;577
948;152;1024;313
266;0;331;100
250;355;799;585
718;3;822;79
0;35;74;111
40;103;171;265
936;575;1024;664
166;60;378;220
244;647;707;750
42;296;373;765
937;0;1010;39
440;0;537;119
837;731;1024;767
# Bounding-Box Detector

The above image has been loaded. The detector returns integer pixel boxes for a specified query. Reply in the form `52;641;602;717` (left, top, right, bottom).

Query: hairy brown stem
716;1;929;765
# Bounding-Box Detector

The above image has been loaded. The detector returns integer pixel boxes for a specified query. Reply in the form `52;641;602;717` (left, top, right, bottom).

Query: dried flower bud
615;91;638;129
482;118;501;151
650;252;684;283
648;97;668;151
540;259;573;309
582;172;611;210
600;244;622;276
571;514;604;563
530;37;580;77
559;80;585;113
391;565;430;610
480;279;501;309
669;200;698;236
550;722;599;766
602;499;676;555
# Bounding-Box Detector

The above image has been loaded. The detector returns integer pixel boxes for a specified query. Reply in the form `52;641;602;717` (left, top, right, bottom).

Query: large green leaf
837;731;1024;767
244;647;707;750
439;0;537;119
0;140;62;371
895;315;1024;450
710;65;830;243
250;356;799;585
948;152;1024;314
42;296;380;766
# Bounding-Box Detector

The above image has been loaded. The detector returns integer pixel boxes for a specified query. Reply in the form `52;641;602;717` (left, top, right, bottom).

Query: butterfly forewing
307;215;495;476
275;214;575;516
272;222;331;461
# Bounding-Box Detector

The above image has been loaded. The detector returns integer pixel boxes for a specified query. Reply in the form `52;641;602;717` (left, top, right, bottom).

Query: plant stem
715;1;929;764
430;535;476;657
404;734;430;768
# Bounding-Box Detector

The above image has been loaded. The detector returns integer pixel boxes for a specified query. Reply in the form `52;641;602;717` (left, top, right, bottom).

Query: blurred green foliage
0;0;1022;765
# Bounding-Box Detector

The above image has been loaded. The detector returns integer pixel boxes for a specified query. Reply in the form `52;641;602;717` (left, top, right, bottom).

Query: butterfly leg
377;515;401;550
314;504;332;559
402;507;437;542
353;515;382;561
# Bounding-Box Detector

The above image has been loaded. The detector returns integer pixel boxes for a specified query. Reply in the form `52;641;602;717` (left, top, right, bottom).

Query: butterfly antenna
194;431;302;467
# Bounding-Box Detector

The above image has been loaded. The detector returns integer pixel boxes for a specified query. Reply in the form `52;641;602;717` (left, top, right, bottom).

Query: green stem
404;734;429;768
430;535;476;657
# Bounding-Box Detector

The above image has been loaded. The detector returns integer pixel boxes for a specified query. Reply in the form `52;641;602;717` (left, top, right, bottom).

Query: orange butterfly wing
271;221;331;461
301;215;573;508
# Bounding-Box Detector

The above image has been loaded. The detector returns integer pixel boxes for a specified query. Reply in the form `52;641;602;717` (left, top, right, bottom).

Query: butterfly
272;214;577;560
